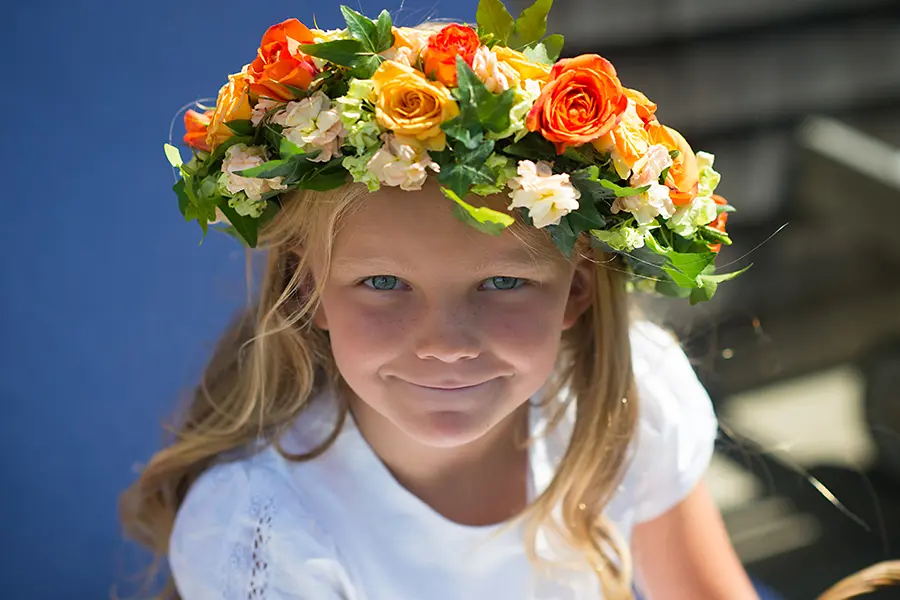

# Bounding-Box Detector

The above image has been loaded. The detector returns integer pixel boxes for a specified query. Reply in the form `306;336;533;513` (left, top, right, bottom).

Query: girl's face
311;185;592;448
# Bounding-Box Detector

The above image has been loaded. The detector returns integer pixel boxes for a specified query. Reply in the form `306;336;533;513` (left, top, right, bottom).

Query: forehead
331;185;562;270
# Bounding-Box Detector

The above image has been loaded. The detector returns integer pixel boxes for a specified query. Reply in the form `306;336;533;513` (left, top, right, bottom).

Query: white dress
169;321;718;599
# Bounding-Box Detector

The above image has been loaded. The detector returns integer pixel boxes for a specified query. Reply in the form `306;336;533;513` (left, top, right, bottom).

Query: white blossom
472;46;519;93
221;144;286;203
507;160;581;228
277;91;346;163
366;134;439;191
611;145;675;226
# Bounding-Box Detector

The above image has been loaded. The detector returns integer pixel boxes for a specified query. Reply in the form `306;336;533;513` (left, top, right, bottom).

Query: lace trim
248;495;275;599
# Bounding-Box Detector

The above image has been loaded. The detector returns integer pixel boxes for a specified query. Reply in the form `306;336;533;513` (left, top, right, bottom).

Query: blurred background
3;0;899;598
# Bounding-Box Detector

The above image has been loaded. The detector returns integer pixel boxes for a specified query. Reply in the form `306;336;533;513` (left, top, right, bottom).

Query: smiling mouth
408;381;490;391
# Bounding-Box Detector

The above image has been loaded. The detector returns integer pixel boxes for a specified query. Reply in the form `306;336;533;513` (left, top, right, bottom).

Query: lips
409;381;488;391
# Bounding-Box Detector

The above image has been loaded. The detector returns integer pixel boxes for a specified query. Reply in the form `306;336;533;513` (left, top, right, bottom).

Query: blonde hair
119;182;639;599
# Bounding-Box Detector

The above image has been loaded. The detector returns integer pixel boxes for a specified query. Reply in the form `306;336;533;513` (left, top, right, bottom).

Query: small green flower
227;191;267;218
592;221;656;252
343;151;381;192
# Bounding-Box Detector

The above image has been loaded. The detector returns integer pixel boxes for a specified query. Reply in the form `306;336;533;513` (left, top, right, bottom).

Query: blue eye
363;275;401;290
482;276;524;291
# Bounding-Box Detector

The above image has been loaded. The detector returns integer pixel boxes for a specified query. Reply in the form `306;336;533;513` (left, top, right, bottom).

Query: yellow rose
206;69;254;150
382;27;433;66
371;60;459;152
493;46;552;83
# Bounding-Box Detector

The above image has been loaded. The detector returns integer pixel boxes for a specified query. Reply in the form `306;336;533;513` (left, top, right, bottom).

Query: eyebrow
330;249;558;274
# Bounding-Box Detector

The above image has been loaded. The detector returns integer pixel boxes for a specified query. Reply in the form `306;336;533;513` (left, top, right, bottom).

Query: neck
346;387;530;526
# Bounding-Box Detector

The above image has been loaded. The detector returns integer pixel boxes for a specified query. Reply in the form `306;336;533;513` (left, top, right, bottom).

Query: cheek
321;294;407;367
479;292;568;366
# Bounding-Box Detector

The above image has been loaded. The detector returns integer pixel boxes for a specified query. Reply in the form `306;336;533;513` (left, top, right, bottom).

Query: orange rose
708;194;729;252
248;19;318;101
205;70;254;150
421;24;480;87
648;122;699;206
183;109;213;152
526;54;628;154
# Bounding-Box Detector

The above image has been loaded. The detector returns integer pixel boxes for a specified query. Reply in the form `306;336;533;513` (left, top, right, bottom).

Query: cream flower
366;134;439;191
221;144;287;206
610;145;675;225
250;98;283;126
275;91;346;162
472;46;519;93
507;160;581;228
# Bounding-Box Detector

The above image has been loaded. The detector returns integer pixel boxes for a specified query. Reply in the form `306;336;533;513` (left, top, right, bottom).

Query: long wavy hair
119;181;639;599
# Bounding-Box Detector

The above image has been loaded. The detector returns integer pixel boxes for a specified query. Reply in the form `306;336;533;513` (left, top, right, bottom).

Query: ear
562;257;595;330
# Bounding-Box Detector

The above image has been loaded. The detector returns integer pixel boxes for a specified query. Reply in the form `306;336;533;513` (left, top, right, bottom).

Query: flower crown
165;0;745;303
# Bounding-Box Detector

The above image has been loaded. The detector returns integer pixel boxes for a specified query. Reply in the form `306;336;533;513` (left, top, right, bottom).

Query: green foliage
442;187;514;235
508;0;553;50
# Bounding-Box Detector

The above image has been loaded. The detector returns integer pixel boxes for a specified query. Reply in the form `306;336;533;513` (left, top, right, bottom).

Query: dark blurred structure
508;0;900;597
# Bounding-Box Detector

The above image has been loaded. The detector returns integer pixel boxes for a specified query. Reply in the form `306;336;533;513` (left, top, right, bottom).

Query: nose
413;301;481;363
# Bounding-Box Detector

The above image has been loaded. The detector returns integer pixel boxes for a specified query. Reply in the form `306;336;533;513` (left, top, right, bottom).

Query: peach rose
183;109;213;152
205;70;254;150
372;60;459;151
624;88;657;125
648;122;699;206
526;54;628;154
421;24;480;87
248;19;318;101
592;99;651;179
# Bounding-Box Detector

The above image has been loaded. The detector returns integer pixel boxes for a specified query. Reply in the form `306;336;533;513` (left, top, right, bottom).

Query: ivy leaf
570;167;617;208
237;159;295;179
438;140;496;198
217;200;260;248
174;179;190;217
690;264;752;304
349;54;384;79
476;0;515;45
442;117;484;150
501;132;557;161
567;201;606;236
299;39;368;68
164;144;183;168
509;0;553;50
547;217;577;257
442;187;514;236
454;57;515;135
279;137;307;159
374;10;395;52
341;6;379;52
225;120;254;136
644;233;717;289
599;179;650;197
542;33;564;61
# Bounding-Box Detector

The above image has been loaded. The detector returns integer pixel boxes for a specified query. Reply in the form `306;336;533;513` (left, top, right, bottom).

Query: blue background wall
2;1;476;597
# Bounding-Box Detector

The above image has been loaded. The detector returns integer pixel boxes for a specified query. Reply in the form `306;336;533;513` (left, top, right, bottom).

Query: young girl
123;2;758;598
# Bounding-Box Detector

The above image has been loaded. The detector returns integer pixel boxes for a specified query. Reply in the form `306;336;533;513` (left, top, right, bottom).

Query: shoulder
170;449;354;600
625;320;719;523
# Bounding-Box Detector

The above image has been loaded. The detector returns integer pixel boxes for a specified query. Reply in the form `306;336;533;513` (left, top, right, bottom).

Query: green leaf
225;120;254;136
476;0;515;45
341;6;380;51
301;169;349;191
699;225;732;246
438;140;496;198
570;168;617;207
164;144;183;168
174;179;190;217
509;0;553;50
217;199;260;248
237;159;294;179
567;201;606;236
547;217;577;257
690;264;752;304
374;10;395;52
599;179;650;197
442;187;514;235
279;137;307;159
644;233;717;289
299;39;368;68
349;54;384;79
542;33;564;61
442;117;484;150
501;132;557;161
454;57;515;135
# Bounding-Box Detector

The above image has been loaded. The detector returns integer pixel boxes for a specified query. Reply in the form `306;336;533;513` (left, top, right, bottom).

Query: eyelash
360;276;528;292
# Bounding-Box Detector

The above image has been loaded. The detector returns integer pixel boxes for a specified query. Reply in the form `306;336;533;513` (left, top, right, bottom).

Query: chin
397;409;501;449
